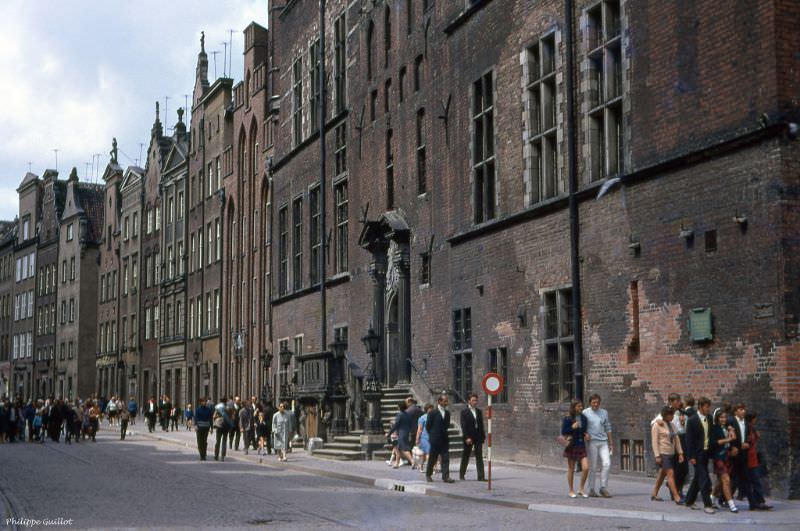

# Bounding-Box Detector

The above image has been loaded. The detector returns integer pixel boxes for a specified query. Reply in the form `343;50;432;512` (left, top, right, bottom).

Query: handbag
557;434;573;448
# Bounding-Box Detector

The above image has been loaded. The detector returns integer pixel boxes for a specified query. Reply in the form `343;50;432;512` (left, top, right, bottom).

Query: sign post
481;372;504;491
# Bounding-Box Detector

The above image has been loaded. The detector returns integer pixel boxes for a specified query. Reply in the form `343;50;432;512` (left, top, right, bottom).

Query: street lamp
361;327;382;434
279;344;293;402
328;338;348;435
259;349;273;402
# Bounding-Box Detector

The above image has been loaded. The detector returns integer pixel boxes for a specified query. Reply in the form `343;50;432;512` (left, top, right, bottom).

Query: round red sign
482;372;504;396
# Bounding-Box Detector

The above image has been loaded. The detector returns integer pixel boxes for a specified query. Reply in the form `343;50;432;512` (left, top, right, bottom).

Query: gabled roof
102;162;124;183
76;184;105;243
121;166;144;192
162;140;187;178
17;172;39;192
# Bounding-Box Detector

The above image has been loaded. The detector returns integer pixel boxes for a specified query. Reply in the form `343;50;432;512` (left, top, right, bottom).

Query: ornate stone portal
359;211;412;387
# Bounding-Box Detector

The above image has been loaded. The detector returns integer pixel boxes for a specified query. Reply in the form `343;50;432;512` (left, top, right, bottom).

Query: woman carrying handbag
562;399;589;498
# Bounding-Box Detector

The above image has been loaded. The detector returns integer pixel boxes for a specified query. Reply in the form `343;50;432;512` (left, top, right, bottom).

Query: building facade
188;37;228;404
0;224;16;398
119;166;144;400
57;169;103;399
264;0;800;496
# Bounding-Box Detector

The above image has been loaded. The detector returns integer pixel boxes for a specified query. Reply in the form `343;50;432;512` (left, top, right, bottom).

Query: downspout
319;0;328;351
565;0;584;401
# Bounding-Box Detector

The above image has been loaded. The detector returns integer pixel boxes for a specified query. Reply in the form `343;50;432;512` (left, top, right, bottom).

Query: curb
136;430;797;525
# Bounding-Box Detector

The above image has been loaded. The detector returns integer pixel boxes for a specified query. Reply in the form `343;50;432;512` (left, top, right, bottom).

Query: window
370;89;378;122
70;257;75;281
189;235;196;274
278;206;289;296
147;208;153;234
292;197;303;291
132;212;138;236
385;129;394;209
153;304;160;339
207;163;214;197
66;223;74;241
310;39;321;134
309;187;321;285
124;217;130;240
206;293;213;332
384;78;392;113
22;217;30;240
28;253;34;278
334;124;347;177
627;280;640;362
488;347;509;403
334;13;347;113
145;306;151;340
216;157;221;190
453;308;472;351
587;0;623;180
473;71;496;223
335;181;348;273
419;252;431;285
154;252;160;285
69;299;75;322
407;0;414;34
384;5;392;67
122;318;127;349
399;66;406;102
416;108;427;194
155;204;161;230
544;288;575;402
414;55;423;91
293;57;303;146
214;289;221;330
366;21;375;80
619;439;645;472
215;219;222;262
453;353;472;403
206;223;213;265
166;303;172;337
60;343;66;361
526;33;559;203
198;228;204;270
189;300;195;339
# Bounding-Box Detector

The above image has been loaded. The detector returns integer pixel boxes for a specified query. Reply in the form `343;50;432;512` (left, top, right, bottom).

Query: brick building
221;22;272;403
97;161;123;398
34;169;63;398
0;224;16;398
264;0;800;497
57;169;103;399
119;166;144;400
187;36;228;404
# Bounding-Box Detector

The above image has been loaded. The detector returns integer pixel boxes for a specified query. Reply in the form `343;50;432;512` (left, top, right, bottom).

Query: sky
0;0;265;221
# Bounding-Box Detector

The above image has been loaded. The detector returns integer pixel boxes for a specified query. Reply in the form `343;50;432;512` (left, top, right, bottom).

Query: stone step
332;435;361;444
312;449;364;460
323;441;362;451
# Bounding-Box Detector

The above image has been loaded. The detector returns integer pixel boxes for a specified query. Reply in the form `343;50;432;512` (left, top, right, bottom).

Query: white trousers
588;439;611;491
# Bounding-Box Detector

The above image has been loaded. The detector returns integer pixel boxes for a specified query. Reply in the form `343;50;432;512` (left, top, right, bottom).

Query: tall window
407;0;414;34
278;206;288;296
472;71;496;224
334;13;347;113
416;108;427;194
214;289;221;330
132;212;139;236
587;0;623;180
544;288;575;402
292;197;303;291
527;33;559;203
309;187;321;285
384;78;392;113
189;300;195;339
177;191;184;220
452;308;472;402
292;57;303;146
310;39;321;134
414;55;423;92
334;123;347;176
385;129;394;209
215;219;222;261
207;222;213;265
366;21;375;80
153;304;160;339
384;5;392;67
177;242;184;276
399;66;406;102
488;347;509;403
132;256;138;287
198;228;204;271
334;180;348;273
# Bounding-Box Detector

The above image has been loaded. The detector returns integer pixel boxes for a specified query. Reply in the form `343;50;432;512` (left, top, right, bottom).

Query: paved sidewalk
121;424;799;526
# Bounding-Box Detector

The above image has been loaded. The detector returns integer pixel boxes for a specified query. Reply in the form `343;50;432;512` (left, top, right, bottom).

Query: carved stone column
367;240;388;383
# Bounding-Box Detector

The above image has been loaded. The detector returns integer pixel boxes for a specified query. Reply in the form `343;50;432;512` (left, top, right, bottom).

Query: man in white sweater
583;393;614;498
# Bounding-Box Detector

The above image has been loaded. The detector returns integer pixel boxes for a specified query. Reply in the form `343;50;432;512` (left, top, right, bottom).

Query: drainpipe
319;0;328;351
565;0;584;401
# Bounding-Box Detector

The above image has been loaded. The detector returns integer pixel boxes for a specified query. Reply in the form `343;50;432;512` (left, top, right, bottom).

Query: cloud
0;0;266;220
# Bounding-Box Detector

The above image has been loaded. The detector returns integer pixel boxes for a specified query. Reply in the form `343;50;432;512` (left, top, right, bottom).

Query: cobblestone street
1;424;797;530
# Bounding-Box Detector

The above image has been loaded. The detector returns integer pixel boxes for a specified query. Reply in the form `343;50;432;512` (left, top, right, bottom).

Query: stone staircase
312;385;463;462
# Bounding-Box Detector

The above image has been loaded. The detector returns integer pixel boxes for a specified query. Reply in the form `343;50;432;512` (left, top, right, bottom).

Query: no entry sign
482;372;504;396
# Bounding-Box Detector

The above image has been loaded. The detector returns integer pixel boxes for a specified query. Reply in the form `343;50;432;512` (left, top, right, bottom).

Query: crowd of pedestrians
560;393;774;515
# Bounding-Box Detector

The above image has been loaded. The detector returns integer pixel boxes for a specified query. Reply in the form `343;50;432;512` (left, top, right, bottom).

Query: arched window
384;6;391;68
366;21;375;80
237;129;247;180
246;70;251;104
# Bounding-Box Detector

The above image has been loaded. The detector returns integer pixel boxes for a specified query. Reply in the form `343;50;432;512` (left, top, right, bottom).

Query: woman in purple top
562;399;589;498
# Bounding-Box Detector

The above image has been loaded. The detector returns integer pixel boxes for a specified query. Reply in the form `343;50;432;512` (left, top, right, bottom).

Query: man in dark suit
459;393;486;481
684;397;715;513
425;394;455;483
728;403;768;510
